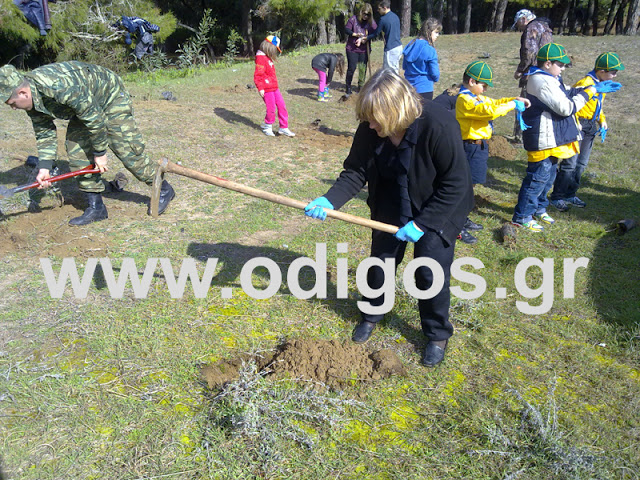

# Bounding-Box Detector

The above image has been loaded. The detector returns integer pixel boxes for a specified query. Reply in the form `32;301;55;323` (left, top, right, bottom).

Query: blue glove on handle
594;80;622;93
304;196;334;221
513;99;526;112
394;221;424;243
599;127;607;143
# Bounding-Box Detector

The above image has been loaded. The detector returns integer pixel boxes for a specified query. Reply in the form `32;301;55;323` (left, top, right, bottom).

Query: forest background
1;0;640;72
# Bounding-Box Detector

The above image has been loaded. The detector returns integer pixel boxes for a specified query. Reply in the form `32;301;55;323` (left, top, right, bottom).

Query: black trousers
361;228;455;342
345;50;368;91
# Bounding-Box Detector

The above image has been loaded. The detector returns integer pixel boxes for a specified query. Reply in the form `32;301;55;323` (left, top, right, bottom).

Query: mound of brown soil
487;135;518;161
200;338;406;390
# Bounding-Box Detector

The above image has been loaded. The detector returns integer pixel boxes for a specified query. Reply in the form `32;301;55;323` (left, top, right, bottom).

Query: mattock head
150;158;169;218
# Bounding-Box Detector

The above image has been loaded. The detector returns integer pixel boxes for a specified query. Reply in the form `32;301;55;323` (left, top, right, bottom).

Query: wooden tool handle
161;159;398;234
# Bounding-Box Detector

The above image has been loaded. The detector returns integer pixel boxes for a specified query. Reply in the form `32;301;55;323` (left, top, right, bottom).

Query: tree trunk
569;0;580;34
615;0;628;33
327;13;337;44
592;0;600;35
400;0;412;37
626;0;640;33
317;18;327;45
495;0;508;32
604;0;620;34
451;0;459;33
241;0;254;56
582;0;595;34
559;0;572;34
464;0;472;33
445;0;456;33
426;0;434;18
489;0;498;32
435;0;444;24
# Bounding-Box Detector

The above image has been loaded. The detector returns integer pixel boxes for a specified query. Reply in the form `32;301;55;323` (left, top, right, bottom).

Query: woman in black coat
305;69;473;366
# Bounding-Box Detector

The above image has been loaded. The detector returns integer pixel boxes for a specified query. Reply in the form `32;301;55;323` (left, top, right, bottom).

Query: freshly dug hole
200;338;406;390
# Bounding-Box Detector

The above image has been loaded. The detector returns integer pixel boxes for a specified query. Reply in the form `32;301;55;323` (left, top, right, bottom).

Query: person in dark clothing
432;84;460;111
365;0;402;73
512;9;553;142
304;69;474;367
13;0;49;35
311;53;345;102
114;15;160;59
344;3;377;96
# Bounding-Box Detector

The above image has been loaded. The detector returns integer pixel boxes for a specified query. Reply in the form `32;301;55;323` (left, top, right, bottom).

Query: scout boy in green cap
455;61;530;244
0;62;176;225
549;52;624;212
511;43;621;232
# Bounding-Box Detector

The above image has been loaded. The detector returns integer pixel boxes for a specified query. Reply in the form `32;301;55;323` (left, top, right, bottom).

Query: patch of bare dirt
0;203;106;257
299;122;354;151
487;135;518;161
200;338;406;390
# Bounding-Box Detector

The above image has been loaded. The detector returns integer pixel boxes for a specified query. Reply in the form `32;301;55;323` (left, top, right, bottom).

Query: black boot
69;192;108;226
352;320;376;344
422;339;448;367
148;180;176;215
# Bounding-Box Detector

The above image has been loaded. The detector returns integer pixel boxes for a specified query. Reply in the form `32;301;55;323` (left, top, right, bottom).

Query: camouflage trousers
66;90;155;193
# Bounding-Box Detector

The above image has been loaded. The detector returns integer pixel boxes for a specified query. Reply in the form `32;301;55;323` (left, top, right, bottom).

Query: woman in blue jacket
403;18;442;102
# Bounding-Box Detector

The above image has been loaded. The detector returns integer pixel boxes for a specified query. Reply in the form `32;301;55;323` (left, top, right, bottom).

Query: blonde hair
420;17;442;46
356;69;422;138
259;40;279;62
358;3;374;26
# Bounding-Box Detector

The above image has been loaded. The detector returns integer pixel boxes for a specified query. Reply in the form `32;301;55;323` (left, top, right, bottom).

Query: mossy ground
1;33;639;479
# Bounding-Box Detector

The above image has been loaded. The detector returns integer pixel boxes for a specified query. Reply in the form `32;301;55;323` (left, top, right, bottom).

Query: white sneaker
261;123;275;137
278;127;296;137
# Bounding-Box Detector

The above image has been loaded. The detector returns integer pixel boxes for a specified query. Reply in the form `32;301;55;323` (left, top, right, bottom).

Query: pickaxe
150;158;398;234
0;165;100;199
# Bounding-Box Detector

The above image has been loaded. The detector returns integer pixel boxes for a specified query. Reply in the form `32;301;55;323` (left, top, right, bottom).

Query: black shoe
352;321;376;344
422;339;448;367
457;228;478;245
148;180;175;215
464;217;483;231
69;192;108;226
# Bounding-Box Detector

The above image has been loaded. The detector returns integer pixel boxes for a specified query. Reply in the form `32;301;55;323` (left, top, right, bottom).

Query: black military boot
148;180;175;216
69;192;108;226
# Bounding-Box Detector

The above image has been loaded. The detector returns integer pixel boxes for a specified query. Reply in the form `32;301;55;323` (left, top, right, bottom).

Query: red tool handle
14;165;100;193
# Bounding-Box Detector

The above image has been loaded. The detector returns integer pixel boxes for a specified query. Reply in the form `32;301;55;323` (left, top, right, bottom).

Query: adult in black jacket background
305;70;473;367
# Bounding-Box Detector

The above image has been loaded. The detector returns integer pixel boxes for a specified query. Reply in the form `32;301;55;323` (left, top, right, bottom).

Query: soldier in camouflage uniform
0;61;175;225
512;10;553;143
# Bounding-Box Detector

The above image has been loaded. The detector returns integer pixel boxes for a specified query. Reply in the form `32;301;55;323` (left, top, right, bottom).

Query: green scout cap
537;43;571;64
465;61;494;86
0;65;24;103
595;52;625;71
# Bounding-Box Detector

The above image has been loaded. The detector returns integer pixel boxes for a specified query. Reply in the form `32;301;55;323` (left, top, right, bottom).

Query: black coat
324;102;473;246
311;53;338;83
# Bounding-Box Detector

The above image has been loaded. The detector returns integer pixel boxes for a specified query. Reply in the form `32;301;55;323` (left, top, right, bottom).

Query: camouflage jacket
25;61;127;170
516;19;553;87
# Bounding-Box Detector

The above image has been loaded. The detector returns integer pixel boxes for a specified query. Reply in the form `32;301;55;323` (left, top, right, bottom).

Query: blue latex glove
516;111;531;131
513;99;526;112
304;196;334;221
594;80;622;93
394;221;424;243
599;127;607;143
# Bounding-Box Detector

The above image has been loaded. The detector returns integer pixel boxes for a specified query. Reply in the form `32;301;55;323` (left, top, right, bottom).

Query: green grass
1;33;640;479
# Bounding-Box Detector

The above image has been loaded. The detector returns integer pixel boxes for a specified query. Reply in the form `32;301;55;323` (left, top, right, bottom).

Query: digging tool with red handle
151;158;399;234
0;165;100;199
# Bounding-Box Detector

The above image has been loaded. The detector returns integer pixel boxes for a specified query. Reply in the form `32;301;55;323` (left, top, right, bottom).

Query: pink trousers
263;89;288;128
314;68;327;93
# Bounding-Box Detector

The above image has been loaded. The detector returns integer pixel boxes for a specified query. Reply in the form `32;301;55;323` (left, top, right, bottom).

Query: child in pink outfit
253;35;295;137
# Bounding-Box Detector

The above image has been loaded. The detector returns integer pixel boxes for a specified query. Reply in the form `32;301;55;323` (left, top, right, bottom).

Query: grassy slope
1;33;639;479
